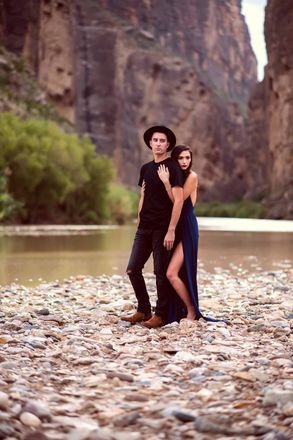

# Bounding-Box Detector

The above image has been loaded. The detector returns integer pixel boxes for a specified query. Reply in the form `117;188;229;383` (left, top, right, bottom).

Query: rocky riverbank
0;268;292;439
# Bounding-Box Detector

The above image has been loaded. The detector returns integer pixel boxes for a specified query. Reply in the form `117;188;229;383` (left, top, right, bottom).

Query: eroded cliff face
74;0;257;199
245;75;269;201
1;0;257;201
0;0;74;123
98;0;256;105
247;0;293;218
34;0;74;122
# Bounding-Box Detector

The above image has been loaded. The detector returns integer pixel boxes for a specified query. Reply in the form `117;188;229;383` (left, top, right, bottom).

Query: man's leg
125;228;153;318
143;228;170;328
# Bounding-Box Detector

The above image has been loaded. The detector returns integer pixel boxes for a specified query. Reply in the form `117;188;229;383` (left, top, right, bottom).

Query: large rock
0;0;257;201
74;0;257;198
245;76;269;201
246;0;293;219
0;0;74;123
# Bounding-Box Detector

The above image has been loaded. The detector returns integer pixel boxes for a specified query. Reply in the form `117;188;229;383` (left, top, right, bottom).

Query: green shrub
0;175;22;222
0;112;114;224
12;57;26;73
106;184;140;224
64;147;114;224
195;200;266;218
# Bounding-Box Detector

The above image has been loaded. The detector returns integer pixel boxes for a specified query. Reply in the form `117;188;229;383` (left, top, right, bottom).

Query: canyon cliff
75;0;257;200
0;0;75;122
0;0;257;202
246;0;293;219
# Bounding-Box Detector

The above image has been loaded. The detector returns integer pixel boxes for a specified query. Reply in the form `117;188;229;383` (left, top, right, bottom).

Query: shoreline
1;260;292;288
0;216;293;236
0;269;292;439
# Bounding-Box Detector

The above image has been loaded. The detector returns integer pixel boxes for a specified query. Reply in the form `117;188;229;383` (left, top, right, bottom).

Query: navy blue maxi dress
167;196;223;323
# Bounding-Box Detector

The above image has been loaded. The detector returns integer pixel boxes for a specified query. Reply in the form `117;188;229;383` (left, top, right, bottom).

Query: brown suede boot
121;311;152;324
142;315;166;329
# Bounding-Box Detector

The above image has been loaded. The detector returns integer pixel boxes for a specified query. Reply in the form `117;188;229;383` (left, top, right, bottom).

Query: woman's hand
157;164;170;184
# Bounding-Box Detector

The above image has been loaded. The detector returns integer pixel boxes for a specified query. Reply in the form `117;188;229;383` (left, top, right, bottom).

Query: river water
0;218;292;286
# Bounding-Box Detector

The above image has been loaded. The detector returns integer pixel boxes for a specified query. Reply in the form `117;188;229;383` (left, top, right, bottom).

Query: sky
242;0;267;80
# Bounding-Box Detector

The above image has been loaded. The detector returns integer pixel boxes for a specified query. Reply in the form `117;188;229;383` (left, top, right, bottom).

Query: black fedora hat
143;125;176;152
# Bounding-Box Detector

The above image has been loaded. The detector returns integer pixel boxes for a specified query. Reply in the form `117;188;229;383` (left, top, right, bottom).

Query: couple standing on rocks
123;125;220;329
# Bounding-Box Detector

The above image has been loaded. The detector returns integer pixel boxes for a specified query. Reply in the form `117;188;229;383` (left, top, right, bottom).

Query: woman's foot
186;310;196;320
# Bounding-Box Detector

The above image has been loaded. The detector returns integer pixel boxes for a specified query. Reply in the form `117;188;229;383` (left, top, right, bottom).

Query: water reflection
0;225;292;286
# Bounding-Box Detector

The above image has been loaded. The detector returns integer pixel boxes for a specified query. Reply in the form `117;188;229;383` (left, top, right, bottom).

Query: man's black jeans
126;227;171;319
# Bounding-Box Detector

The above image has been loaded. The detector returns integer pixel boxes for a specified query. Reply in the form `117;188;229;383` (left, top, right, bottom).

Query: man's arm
163;186;183;251
137;183;145;225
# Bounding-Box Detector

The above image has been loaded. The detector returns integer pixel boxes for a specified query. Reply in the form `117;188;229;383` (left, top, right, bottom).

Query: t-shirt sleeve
169;163;184;188
138;164;145;187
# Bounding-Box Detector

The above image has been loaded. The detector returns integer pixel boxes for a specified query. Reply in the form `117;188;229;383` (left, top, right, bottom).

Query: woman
158;145;221;323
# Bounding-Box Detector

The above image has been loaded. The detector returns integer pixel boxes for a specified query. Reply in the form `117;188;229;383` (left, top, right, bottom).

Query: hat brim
143;125;176;152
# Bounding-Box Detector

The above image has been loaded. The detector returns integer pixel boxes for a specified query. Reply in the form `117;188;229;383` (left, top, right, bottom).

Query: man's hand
164;228;175;251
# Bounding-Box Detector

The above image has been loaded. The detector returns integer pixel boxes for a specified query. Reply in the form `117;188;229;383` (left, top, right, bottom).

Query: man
123;125;183;328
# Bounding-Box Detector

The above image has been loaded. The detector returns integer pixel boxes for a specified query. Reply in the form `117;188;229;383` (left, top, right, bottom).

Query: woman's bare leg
167;242;196;320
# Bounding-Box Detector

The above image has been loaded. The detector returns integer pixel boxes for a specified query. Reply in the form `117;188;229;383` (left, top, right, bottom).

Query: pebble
173;350;198;362
0;268;292;439
23;433;48;440
0;391;9;409
22;399;52;421
20;411;42;427
263;389;293;407
35;308;50;315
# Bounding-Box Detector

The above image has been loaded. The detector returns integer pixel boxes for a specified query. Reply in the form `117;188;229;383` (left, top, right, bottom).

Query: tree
0;113;114;223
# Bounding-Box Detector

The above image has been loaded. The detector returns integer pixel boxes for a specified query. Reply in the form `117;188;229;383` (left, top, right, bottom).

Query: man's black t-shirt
138;158;183;230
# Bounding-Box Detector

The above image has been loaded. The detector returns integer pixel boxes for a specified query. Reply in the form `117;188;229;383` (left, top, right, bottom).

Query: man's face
149;132;169;155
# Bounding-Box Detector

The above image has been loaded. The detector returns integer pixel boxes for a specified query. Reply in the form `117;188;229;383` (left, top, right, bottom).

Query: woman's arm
158;166;198;203
164;186;183;250
183;172;198;202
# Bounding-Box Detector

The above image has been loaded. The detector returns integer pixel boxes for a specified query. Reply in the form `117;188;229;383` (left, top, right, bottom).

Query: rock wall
74;0;257;198
245;75;269;201
0;0;74;123
34;0;74;123
0;0;35;54
98;0;256;105
1;0;258;202
247;0;293;218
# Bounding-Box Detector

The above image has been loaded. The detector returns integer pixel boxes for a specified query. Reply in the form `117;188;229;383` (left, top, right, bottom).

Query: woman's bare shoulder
187;171;198;183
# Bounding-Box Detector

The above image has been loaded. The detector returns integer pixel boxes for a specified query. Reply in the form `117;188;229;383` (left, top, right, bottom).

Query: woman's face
177;150;191;170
